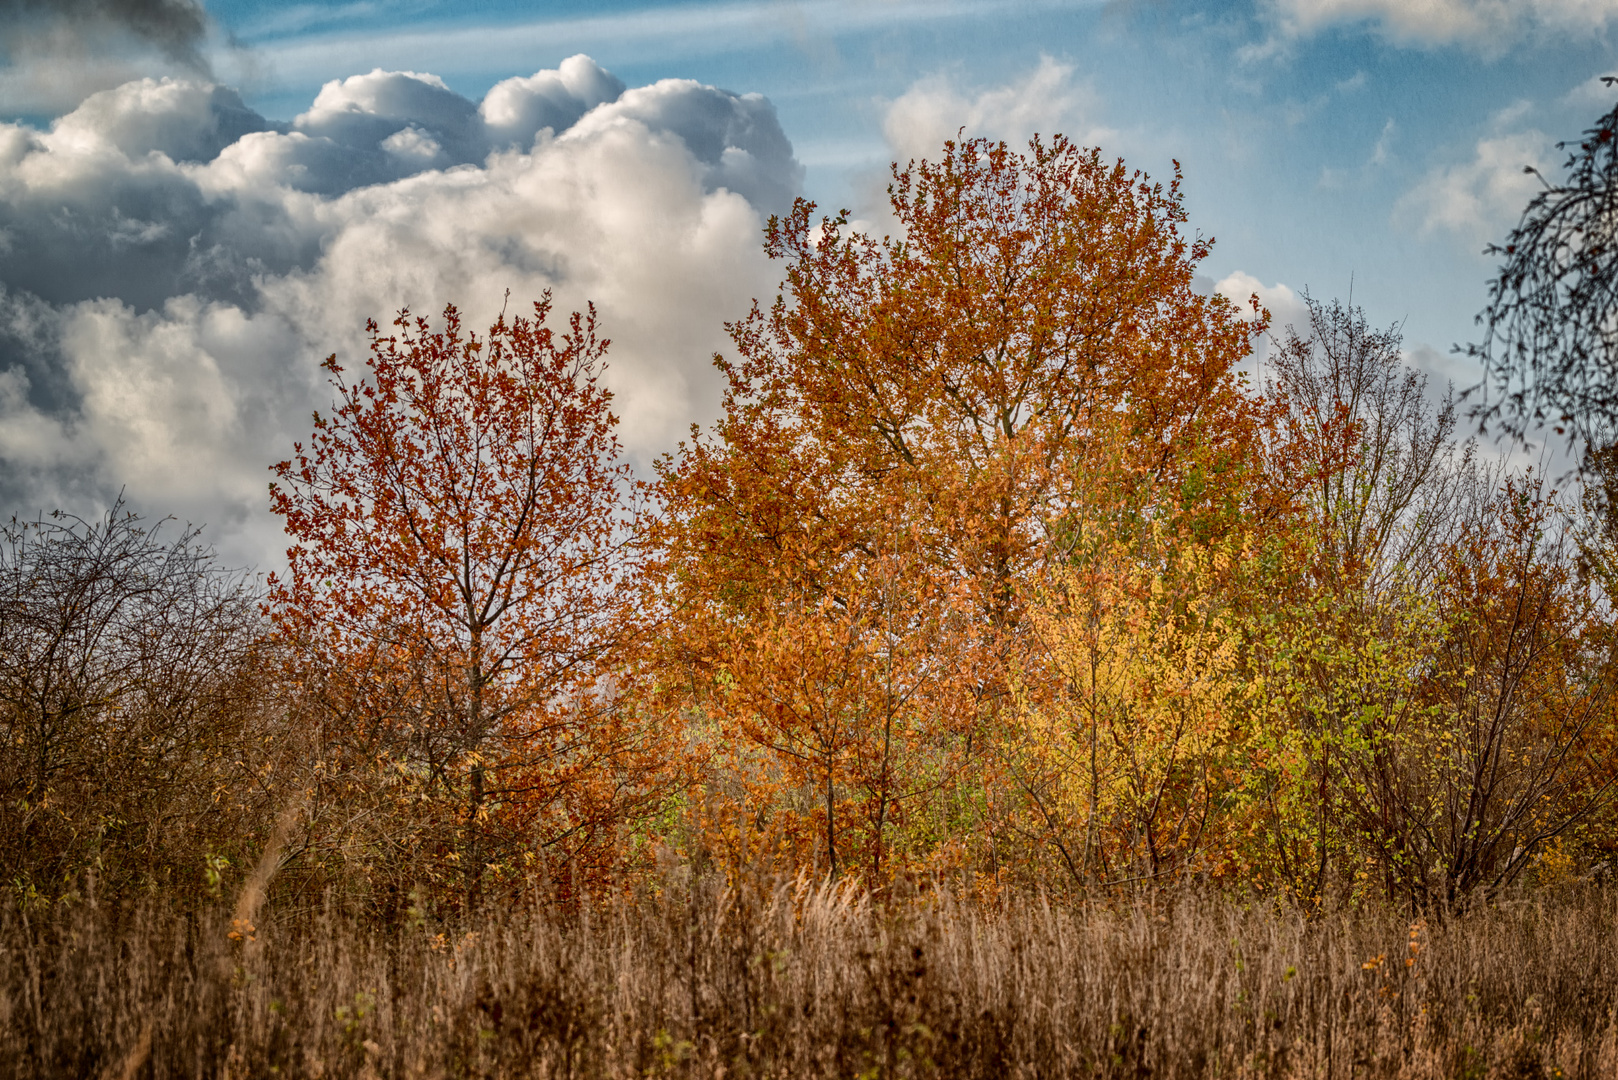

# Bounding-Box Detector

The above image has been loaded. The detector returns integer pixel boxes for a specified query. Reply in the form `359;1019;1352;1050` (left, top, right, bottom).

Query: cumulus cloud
852;57;1117;237
0;55;802;567
0;79;289;315
1214;271;1309;334
882;56;1112;167
481;54;627;150
1397;123;1551;247
1256;0;1618;52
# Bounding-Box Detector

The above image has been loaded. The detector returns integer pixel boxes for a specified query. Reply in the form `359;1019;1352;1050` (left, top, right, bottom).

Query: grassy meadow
4;877;1617;1079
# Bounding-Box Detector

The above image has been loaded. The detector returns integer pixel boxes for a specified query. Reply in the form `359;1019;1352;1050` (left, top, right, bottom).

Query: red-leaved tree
269;297;659;901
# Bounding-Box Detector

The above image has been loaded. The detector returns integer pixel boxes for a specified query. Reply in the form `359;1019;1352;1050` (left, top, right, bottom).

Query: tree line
5;132;1617;915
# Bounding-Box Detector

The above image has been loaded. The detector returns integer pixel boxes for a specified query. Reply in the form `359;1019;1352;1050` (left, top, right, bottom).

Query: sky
0;0;1614;569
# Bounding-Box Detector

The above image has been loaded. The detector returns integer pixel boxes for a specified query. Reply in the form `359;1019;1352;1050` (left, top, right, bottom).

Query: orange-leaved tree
658;135;1276;885
269;297;660;901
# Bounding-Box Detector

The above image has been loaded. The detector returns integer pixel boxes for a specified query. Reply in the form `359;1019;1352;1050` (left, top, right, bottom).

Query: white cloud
0;368;90;476
859;57;1117;237
481;54;627;150
258;110;780;462
568;78;802;212
1210;275;1307;375
1258;0;1618;51
1564;73;1618;110
882;56;1112;167
1398;126;1551;247
294;69;484;164
1212;271;1310;383
1214;271;1309;334
59;298;253;499
0;56;800;567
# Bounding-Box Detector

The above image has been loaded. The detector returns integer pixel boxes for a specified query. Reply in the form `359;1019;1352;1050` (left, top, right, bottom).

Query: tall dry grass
2;878;1616;1079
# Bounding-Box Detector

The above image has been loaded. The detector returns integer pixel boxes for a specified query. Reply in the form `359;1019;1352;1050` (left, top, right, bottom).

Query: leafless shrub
0;498;295;899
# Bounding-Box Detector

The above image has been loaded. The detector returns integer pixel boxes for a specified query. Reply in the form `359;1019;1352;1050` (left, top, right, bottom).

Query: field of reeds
4;877;1616;1080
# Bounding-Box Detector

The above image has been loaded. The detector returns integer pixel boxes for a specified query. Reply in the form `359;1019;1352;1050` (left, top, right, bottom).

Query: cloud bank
0;55;803;566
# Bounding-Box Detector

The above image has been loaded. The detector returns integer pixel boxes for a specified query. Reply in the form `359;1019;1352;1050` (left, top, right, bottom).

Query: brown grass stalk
2;879;1615;1078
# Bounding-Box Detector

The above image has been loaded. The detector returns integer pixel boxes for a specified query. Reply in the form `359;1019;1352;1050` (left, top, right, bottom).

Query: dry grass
3;878;1617;1079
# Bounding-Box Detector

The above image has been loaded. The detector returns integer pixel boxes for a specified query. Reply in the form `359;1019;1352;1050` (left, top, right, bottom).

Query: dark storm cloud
0;284;70;413
0;0;212;69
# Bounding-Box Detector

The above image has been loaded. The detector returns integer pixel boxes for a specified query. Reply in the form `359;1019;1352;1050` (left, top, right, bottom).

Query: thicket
4;135;1616;909
3;133;1618;1076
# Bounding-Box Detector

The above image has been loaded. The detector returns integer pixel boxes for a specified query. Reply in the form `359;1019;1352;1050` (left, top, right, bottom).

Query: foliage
1247;295;1618;908
656;135;1271;885
268;298;664;903
11;131;1618;915
1007;524;1251;890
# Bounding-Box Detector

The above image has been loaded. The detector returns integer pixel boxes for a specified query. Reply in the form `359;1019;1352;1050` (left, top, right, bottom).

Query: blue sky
0;0;1612;563
196;0;1613;356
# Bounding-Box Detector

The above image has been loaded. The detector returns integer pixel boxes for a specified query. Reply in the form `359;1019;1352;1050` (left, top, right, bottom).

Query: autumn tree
270;298;659;901
1269;295;1472;596
1244;300;1618;905
1240;298;1478;903
657;136;1274;884
1379;479;1617;905
1261;479;1618;909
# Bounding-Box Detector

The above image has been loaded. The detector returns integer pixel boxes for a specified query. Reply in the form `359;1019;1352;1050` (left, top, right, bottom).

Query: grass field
4;878;1616;1079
